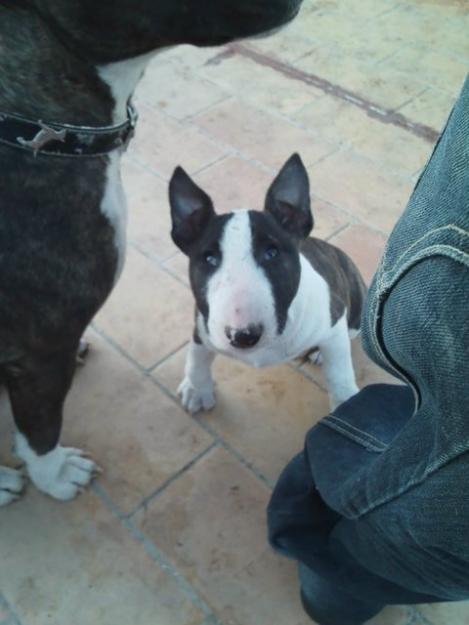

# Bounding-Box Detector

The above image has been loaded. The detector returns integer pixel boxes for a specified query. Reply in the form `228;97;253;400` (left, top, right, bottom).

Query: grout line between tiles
227;43;439;143
312;189;395;239
392;87;429;114
147;339;190;372
92;482;223;625
127;441;219;518
90;324;150;376
149;376;275;489
0;595;21;625
179;92;233;123
159;263;189;290
289;361;328;394
324;222;352;242
140;93;232;126
126;241;178;269
125;153;168;182
88;324;275;492
190;153;230;177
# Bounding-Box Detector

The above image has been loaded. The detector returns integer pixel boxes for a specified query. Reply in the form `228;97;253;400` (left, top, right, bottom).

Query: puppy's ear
169;166;215;254
264;153;313;240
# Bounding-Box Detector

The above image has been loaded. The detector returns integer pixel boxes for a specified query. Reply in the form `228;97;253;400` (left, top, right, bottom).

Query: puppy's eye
264;245;279;261
204;251;220;267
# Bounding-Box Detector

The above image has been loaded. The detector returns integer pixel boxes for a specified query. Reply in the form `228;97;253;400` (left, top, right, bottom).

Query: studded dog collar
0;102;138;157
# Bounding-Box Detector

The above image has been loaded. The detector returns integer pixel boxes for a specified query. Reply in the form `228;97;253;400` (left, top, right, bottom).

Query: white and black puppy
169;154;366;412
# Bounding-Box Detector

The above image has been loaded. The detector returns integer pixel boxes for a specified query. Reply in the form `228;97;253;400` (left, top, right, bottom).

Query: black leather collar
0;103;138;157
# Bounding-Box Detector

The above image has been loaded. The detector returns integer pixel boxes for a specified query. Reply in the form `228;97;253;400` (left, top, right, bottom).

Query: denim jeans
268;74;469;625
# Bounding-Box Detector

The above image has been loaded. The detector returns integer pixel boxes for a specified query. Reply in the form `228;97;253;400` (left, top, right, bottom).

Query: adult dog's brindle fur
0;0;302;498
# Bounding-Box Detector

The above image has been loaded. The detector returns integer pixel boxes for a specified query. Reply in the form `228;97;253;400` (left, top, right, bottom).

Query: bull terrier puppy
169;154;366;412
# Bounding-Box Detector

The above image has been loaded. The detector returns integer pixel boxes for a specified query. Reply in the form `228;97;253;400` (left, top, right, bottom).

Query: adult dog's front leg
5;346;98;500
178;338;216;414
318;315;359;410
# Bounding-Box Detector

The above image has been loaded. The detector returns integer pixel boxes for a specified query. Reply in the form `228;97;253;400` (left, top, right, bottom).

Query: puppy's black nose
225;324;264;349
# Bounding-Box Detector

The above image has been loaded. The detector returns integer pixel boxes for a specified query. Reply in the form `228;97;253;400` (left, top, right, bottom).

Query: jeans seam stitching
321;420;386;452
327;415;387;448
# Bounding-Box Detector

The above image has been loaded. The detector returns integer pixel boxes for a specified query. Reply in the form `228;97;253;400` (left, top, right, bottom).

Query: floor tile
192;99;339;170
136;59;228;120
134;447;310;625
328;224;387;284
128;103;229;179
198;52;323;116
162;252;190;287
0;489;203;625
121;158;177;262
398;87;456;133
295;95;432;177
157;45;227;72
193;156;274;213
153;346;330;485
370;5;469;64
302;339;402;396
379;47;468;95
310;197;350;240
244;32;321;64
192;155;349;239
307;150;414;233
94;246;193;369
296;47;426;110
1;331;213;515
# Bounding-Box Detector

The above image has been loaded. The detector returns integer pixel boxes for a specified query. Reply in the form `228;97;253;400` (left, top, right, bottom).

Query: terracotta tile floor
1;1;468;623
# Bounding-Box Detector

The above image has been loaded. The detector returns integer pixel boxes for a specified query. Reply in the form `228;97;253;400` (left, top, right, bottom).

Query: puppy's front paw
27;446;99;501
178;377;215;414
0;466;25;506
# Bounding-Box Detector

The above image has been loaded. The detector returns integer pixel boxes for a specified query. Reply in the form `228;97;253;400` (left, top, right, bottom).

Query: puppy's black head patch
248;210;301;333
186;213;232;325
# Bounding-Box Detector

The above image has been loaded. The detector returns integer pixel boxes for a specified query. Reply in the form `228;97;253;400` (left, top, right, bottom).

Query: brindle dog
0;0;303;504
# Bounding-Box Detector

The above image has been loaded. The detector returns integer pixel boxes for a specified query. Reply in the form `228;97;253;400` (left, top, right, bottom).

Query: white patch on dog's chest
97;51;156;123
97;52;157;279
101;152;127;281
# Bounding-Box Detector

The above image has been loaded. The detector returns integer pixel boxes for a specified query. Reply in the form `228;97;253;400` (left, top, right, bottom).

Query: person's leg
268;384;446;624
268;445;386;625
298;564;383;625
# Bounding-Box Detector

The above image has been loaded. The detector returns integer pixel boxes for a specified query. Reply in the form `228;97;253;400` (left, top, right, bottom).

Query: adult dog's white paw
15;433;99;501
0;466;25;506
178;377;215;414
29;447;98;501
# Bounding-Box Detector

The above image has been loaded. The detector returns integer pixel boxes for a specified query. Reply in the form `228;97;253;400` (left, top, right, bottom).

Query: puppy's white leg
318;315;359;410
15;433;98;501
178;339;216;414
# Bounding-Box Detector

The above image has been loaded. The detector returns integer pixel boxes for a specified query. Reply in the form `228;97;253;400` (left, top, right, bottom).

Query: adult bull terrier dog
169;154;366;413
0;0;303;505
